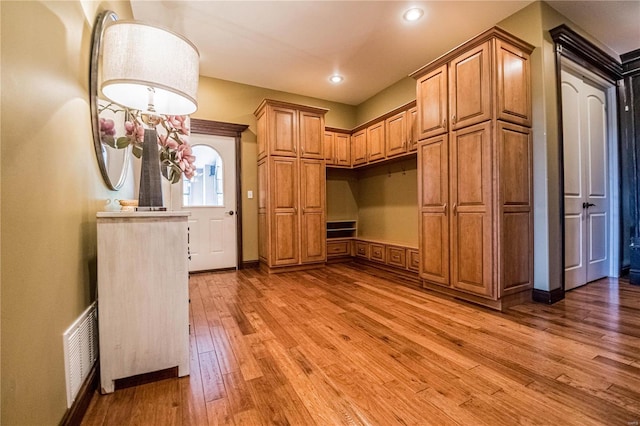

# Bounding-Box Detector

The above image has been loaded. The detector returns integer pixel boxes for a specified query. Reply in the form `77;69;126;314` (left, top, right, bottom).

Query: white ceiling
131;1;640;106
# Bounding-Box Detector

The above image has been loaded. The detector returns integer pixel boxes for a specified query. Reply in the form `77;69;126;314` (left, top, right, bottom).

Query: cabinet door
367;121;385;162
256;108;268;160
300;159;326;263
407;106;419;152
334;132;351;167
271;157;299;265
299;110;324;159
450;122;493;298
355;241;369;258
416;64;448;139
496;39;531;127
351;129;367;166
449;42;491;130
497;122;532;296
324;131;335;165
257;159;269;262
386;111;407;158
386;246;406;268
269;105;298;157
418;135;449;286
370;243;385;263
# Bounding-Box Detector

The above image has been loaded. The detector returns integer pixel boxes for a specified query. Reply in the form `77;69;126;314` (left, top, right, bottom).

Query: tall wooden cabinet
412;27;534;310
255;99;328;272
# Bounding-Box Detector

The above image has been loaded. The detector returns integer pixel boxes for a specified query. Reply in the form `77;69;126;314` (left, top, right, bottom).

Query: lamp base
138;127;164;210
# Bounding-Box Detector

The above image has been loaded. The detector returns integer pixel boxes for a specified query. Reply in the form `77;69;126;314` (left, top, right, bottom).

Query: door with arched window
171;133;237;271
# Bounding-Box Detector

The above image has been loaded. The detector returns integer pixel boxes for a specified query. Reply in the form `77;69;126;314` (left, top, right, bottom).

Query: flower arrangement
99;103;196;184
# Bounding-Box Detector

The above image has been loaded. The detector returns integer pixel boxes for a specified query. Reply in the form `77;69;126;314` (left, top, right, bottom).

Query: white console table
97;211;190;393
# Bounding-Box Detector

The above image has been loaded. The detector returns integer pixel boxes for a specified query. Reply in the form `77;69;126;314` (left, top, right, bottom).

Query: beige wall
326;169;359;221
1;1;133;424
356;158;419;246
356;77;416;126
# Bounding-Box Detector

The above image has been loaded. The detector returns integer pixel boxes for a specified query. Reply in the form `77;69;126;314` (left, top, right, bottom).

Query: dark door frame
546;25;623;303
190;118;249;269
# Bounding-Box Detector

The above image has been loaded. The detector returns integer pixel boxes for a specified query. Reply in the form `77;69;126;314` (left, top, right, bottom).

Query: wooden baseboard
241;260;260;269
352;258;420;284
532;287;565;304
59;361;99;426
259;262;325;274
420;280;530;311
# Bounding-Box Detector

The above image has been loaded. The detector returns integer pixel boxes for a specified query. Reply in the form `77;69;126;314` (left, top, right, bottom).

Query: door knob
227;210;235;216
582;202;596;209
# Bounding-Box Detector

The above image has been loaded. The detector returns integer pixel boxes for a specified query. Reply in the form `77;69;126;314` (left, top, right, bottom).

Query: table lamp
100;20;199;210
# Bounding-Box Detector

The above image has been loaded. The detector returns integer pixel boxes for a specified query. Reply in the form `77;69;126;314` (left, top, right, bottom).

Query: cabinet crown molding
409;26;534;80
254;98;329;117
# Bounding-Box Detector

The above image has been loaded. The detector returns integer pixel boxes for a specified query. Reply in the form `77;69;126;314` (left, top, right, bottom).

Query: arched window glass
183;145;223;207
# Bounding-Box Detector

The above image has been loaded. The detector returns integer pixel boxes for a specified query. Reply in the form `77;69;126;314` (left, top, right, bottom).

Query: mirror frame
90;10;129;190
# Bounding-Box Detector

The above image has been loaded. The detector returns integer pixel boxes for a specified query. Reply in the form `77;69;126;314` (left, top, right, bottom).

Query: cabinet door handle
442;118;447;128
453;203;457;215
451;115;456;124
444;203;447;216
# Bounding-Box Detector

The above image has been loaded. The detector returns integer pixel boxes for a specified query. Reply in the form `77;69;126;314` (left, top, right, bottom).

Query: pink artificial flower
124;120;144;143
166;115;190;134
158;134;179;150
99;117;116;136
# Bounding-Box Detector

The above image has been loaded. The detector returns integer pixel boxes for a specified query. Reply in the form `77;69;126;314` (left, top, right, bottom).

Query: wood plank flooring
81;263;640;425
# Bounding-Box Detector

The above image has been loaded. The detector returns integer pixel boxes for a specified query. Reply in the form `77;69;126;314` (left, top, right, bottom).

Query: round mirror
90;10;130;190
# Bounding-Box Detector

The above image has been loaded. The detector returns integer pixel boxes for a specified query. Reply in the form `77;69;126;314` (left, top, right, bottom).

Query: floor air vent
62;302;98;408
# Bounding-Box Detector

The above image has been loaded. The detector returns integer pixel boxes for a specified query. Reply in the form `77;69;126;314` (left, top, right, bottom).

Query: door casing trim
191;119;249;269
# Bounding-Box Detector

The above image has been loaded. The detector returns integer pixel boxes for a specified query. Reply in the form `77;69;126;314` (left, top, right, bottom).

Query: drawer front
407;249;420;272
370;243;385;263
355;241;369;258
327;240;351;256
386;246;406;268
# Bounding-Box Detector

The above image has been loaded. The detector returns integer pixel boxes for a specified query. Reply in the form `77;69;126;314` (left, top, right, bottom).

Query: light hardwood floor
82;262;640;425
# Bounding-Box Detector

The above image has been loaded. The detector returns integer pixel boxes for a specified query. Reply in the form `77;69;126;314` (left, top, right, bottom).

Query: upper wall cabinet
416;64;448;139
411;27;532;140
255;99;327;160
325;129;351;167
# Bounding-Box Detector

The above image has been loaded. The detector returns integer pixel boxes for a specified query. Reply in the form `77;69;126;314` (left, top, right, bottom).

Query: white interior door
172;134;237;272
562;68;610;290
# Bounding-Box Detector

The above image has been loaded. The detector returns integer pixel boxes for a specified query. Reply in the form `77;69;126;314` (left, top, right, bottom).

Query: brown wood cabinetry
255;100;328;272
355;241;369;258
408;106;419;152
418;133;449;286
416;64;448;140
351;239;418;278
367;121;385;162
325;130;350;167
386;246;406;268
412;27;533;310
351;129;367;166
329;101;417;168
386;111;408;158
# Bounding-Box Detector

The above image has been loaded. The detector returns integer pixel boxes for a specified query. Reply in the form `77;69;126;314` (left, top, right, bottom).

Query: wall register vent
62;302;98;408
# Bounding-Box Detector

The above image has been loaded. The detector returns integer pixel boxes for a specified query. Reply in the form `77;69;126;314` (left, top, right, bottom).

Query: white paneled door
562;68;609;290
172;134;237;272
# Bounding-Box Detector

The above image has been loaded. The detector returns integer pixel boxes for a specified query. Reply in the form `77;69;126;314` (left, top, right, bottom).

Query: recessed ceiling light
329;74;344;84
403;7;424;22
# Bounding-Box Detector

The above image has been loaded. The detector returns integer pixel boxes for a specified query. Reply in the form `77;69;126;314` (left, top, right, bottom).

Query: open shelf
327;220;357;239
